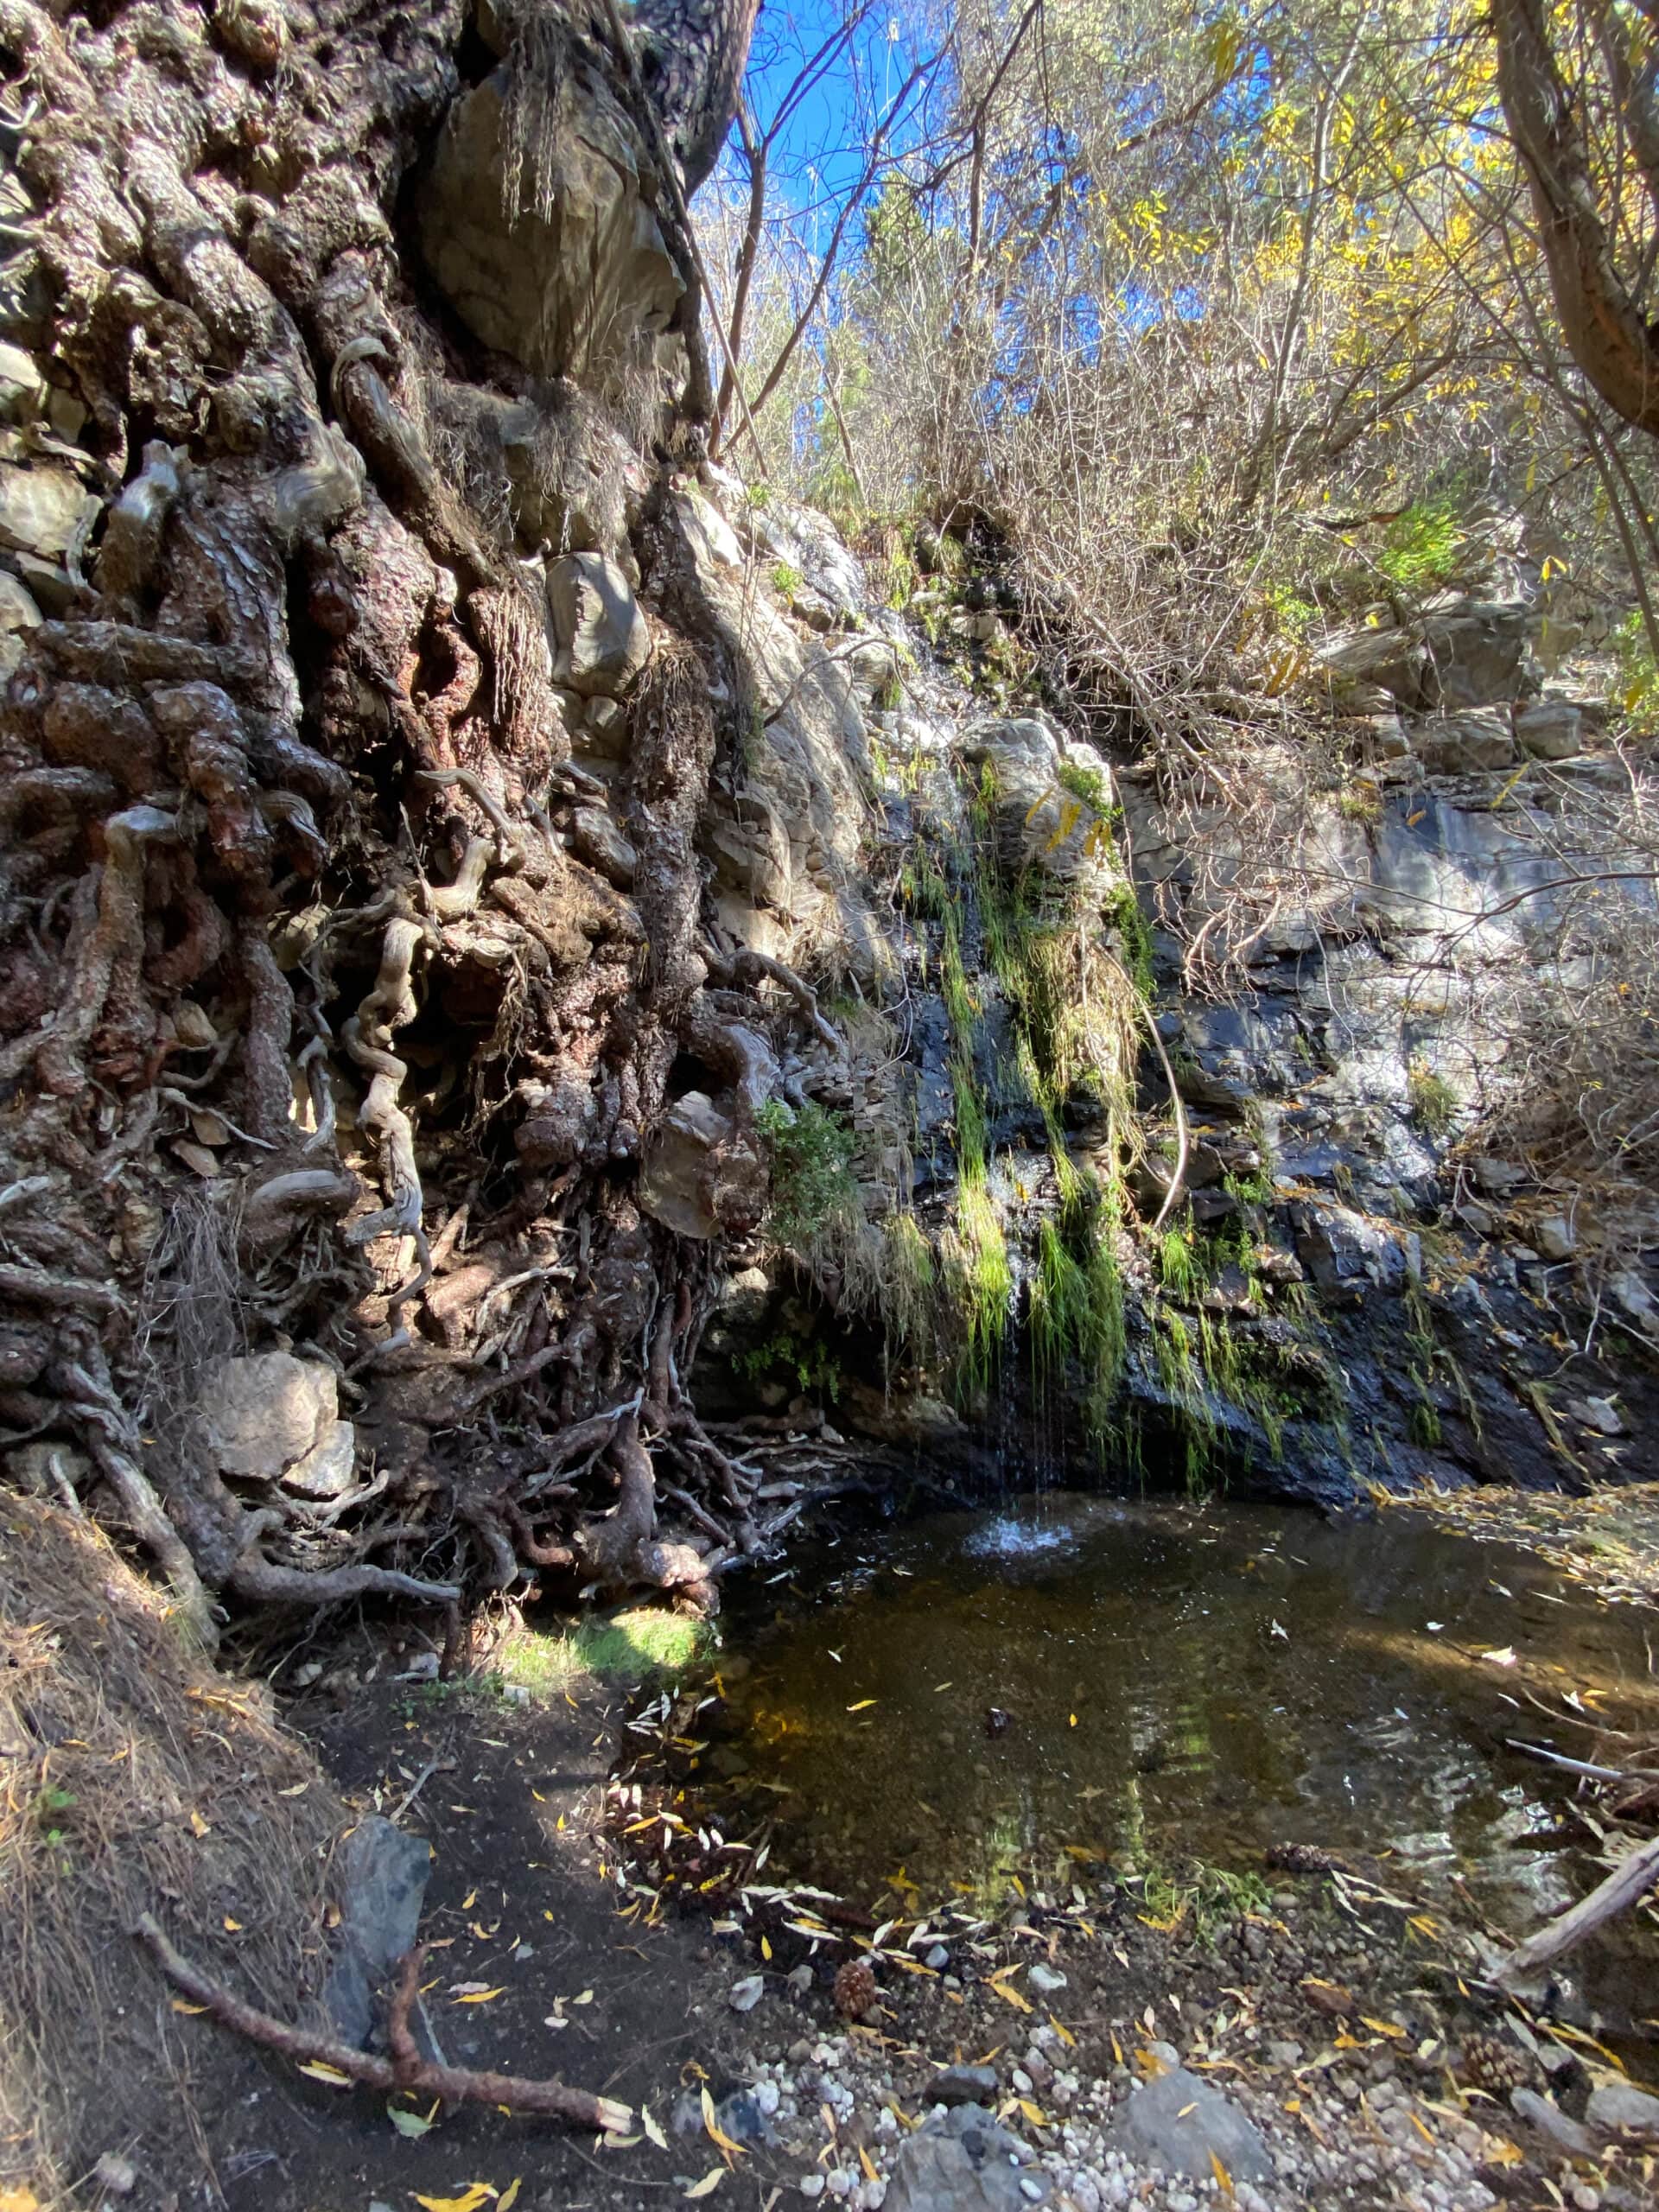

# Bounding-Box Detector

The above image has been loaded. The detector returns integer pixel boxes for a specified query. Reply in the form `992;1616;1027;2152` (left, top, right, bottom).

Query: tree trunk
0;0;779;1636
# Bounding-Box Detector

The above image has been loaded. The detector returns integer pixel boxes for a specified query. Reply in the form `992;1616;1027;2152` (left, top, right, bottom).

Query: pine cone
834;1957;877;2021
1267;1841;1340;1875
1458;2032;1532;2097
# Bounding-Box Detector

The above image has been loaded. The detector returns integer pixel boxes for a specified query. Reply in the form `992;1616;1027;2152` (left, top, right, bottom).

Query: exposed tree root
0;0;809;1630
134;1916;632;2132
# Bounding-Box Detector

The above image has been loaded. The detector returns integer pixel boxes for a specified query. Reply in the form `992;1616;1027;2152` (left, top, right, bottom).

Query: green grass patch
495;1611;713;1694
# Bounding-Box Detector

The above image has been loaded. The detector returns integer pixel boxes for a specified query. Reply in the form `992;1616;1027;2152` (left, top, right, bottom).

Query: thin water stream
690;1494;1659;2028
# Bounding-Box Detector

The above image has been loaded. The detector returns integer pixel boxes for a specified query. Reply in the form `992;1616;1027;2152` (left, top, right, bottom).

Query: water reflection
704;1496;1659;1974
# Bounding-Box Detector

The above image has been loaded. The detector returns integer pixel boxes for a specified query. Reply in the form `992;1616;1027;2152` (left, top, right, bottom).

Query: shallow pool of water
699;1495;1658;1973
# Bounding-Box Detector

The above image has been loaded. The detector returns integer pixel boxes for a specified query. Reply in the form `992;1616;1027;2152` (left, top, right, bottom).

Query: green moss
1056;757;1112;812
771;559;804;599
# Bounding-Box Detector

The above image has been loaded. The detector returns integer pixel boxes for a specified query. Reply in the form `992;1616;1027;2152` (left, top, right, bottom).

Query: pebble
925;1945;950;1971
730;1974;766;2012
1018;2181;1043;2202
798;2177;824;2200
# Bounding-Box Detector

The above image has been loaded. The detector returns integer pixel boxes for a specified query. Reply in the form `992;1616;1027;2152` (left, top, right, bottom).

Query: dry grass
0;1499;342;2200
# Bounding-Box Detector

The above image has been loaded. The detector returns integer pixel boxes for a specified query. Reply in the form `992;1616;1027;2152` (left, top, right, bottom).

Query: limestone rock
1104;2064;1273;2186
418;67;682;384
0;340;47;421
1421;604;1539;709
283;1417;358;1500
639;1090;744;1239
0;463;97;561
960;715;1121;893
0;565;41;679
1408;707;1516;773
200;1351;339;1479
321;1814;432;2049
885;2106;1048;2212
1316;623;1429;707
547;551;652;697
745;494;868;622
1514;698;1582;760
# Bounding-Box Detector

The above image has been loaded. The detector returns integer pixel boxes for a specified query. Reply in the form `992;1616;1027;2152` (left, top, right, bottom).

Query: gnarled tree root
135;1916;632;2132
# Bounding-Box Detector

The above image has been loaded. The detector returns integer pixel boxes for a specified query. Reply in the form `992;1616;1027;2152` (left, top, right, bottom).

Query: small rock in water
799;2176;826;2199
1105;2065;1273;2185
1027;1963;1067;1993
92;2154;137;2197
925;1945;950;1971
729;1973;766;2012
787;1963;814;1992
1018;2182;1043;2203
931;2064;1001;2108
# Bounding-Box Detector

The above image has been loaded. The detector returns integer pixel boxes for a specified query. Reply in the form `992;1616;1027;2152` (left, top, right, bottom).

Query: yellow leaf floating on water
846;1700;877;1713
498;2179;522;2212
452;1988;506;2005
1210;2152;1233;2198
413;2187;497;2212
683;2171;723;2198
298;2061;353;2087
171;1999;208;2015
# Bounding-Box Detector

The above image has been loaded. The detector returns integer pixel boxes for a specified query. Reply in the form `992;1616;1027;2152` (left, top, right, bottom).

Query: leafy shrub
755;1099;859;1252
1377;495;1465;595
771;560;804;599
1406;1056;1457;1136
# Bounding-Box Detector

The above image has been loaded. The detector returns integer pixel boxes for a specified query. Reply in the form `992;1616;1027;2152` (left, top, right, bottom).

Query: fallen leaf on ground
413;2187;496;2212
683;2172;723;2198
298;2061;353;2086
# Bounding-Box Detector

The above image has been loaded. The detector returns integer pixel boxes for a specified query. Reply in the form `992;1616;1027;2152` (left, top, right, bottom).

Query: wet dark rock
322;1815;431;2050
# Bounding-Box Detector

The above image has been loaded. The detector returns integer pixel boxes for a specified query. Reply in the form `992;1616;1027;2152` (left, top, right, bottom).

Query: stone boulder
744;493;868;622
1316;623;1428;708
547;551;652;696
1104;2061;1272;2186
1408;708;1516;774
0;566;41;680
638;1090;766;1240
1513;698;1582;760
1421;603;1539;709
884;2104;1049;2212
200;1351;356;1497
960;715;1121;893
418;65;682;384
0;462;97;561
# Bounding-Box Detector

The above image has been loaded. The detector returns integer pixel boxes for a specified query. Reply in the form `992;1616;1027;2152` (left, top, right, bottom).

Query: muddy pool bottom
676;1493;1658;2023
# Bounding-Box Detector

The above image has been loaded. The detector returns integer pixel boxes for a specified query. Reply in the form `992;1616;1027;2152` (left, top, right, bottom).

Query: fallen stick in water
135;1915;632;2132
1494;1831;1659;1987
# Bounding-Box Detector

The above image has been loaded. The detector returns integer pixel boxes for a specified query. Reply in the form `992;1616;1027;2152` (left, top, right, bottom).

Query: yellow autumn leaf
643;2108;669;2151
846;1700;877;1713
413;2187;497;2212
683;2171;723;2199
701;2088;746;2161
188;1809;210;1837
171;1999;208;2015
298;2061;353;2087
499;2180;522;2212
858;2148;880;2184
0;2187;41;2212
452;1988;506;2005
223;1916;242;1932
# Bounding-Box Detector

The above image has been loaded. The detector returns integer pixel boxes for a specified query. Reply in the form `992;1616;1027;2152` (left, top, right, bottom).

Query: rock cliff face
0;0;1649;1638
